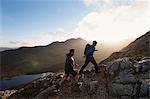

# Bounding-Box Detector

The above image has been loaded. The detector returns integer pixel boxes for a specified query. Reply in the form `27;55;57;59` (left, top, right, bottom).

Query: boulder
106;57;150;98
89;81;98;93
110;80;150;98
135;59;150;73
107;58;135;78
113;70;138;84
35;85;56;98
110;83;136;96
139;81;150;97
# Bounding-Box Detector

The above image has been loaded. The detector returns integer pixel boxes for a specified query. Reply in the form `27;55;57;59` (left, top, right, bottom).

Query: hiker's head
92;41;97;46
69;49;75;56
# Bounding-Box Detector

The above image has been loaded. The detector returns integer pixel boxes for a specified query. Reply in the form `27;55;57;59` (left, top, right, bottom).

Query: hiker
79;41;99;74
58;49;79;87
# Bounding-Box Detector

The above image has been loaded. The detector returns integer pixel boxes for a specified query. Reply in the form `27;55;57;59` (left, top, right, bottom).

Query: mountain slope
100;31;150;64
0;38;132;78
0;38;86;77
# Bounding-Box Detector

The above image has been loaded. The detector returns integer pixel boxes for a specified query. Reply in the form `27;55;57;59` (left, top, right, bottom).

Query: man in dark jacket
65;49;77;77
59;49;79;86
79;41;99;74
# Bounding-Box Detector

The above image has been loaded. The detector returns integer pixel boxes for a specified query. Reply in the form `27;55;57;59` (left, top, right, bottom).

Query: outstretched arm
75;63;80;67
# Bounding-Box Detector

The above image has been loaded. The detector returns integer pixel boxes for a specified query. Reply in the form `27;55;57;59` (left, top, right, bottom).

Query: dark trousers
79;57;98;74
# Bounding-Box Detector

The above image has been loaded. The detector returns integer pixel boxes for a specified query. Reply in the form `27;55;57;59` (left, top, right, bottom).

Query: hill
100;31;150;64
2;31;149;99
0;38;132;78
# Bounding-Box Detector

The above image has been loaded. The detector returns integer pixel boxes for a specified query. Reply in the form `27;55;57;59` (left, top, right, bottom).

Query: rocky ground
106;57;150;99
1;57;149;99
9;70;108;99
53;71;108;99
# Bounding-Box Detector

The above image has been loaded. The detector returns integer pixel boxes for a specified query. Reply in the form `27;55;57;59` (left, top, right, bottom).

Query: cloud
9;41;29;45
0;40;29;48
0;28;72;47
47;28;69;40
1;0;150;47
73;0;150;42
37;28;71;45
82;0;111;6
20;28;72;47
1;27;73;47
82;0;135;9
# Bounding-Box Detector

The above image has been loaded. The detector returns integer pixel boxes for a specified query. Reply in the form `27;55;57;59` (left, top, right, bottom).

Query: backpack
84;44;91;55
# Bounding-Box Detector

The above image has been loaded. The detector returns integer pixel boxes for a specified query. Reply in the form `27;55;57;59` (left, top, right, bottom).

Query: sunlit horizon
1;0;150;48
0;36;136;49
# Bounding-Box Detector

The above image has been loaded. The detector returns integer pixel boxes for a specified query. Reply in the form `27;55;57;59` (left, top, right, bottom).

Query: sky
1;0;150;47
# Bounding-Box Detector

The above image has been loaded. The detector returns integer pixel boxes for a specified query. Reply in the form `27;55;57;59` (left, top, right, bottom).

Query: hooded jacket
65;53;75;72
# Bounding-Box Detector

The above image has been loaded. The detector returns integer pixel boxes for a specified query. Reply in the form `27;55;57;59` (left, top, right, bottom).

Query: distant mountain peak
121;31;150;52
100;31;150;64
65;38;86;42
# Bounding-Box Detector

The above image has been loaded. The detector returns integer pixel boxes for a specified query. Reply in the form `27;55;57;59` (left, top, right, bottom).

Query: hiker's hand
75;64;80;67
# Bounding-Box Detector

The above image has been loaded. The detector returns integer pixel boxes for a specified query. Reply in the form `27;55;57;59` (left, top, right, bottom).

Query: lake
0;72;53;90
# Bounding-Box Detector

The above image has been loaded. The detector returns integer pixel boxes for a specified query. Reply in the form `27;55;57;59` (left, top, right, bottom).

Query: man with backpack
79;41;99;74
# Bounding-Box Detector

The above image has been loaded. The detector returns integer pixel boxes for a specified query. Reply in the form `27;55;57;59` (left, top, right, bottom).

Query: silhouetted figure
59;49;79;87
79;41;99;74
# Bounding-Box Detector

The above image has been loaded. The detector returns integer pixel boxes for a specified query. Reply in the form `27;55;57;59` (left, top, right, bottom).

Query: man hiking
57;49;80;91
79;41;99;74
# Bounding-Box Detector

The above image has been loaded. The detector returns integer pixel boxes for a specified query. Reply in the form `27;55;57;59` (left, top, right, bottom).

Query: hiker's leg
71;75;78;84
74;74;80;83
59;74;68;86
79;59;90;74
69;74;75;84
73;72;79;84
71;71;78;84
91;57;98;73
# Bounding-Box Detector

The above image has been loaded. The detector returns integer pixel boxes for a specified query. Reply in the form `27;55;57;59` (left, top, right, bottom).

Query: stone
107;58;134;78
138;59;150;73
89;81;98;93
139;82;150;97
114;70;138;84
110;83;134;96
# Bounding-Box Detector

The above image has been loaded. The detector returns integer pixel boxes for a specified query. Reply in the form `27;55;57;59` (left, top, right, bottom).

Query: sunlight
77;31;135;44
